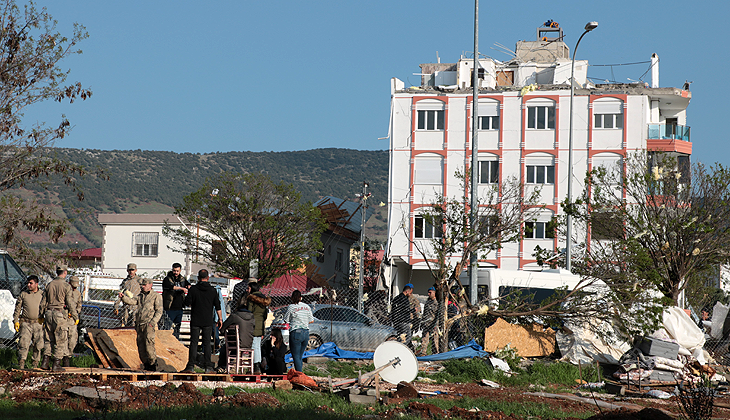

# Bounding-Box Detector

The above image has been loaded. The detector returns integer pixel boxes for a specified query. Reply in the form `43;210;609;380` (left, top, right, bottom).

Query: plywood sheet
87;328;188;372
483;318;556;357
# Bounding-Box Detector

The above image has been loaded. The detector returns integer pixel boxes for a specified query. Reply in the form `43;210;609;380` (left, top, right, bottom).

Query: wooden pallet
230;374;286;383
168;372;232;382
36;367;287;383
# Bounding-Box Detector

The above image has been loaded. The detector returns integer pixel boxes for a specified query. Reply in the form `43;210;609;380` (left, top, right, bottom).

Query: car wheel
307;334;323;350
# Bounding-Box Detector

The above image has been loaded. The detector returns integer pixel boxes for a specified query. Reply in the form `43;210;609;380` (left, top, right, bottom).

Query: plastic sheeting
417;340;489;361
285;342;374;363
658;306;708;365
286;340;489;363
711;302;729;340
557;321;631;365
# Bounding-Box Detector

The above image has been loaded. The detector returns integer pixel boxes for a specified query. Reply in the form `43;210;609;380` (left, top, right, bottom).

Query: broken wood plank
85;330;112;368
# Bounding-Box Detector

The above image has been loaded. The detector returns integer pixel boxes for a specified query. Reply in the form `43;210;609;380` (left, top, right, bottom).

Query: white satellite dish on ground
373;341;419;384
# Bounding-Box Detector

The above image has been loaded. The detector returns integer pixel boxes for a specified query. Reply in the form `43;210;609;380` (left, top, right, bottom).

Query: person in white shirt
285;290;314;372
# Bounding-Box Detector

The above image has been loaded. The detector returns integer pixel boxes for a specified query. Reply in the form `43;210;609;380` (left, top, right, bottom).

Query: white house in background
384;23;693;296
98;214;195;278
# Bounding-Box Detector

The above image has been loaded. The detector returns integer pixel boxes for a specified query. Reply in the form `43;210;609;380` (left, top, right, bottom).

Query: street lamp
565;21;598;273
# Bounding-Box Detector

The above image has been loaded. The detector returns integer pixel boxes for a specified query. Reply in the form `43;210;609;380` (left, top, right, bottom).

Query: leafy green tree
163;172;327;284
569;152;730;305
0;0;95;271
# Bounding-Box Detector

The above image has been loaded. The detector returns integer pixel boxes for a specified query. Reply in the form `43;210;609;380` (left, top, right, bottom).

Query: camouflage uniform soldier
120;277;163;371
63;276;83;367
13;275;44;369
114;263;141;327
40;265;78;372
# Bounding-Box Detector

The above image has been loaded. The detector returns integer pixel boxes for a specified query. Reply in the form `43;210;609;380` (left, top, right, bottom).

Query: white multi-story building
384;24;692;295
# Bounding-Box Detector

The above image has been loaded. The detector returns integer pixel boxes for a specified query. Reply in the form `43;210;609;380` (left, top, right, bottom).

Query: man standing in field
63;276;83;367
420;287;439;355
162;262;189;339
40;264;78;372
115;263;141;327
182;269;222;373
13;275;44;369
390;283;415;349
120;277;163;371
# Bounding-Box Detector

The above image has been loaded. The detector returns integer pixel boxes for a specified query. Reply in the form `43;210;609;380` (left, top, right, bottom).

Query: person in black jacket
216;306;255;373
161;263;190;339
390;283;415;348
262;328;287;375
181;269;221;373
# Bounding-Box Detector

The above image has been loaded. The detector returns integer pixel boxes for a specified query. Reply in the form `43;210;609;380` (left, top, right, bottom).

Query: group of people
13;265;81;372
390;283;440;355
115;262;296;375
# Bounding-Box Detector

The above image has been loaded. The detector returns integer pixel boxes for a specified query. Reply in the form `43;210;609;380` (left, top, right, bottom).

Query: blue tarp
285;339;488;363
416;339;489;361
285;342;374;363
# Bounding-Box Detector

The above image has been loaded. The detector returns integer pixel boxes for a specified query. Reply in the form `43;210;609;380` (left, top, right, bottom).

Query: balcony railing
648;124;691;142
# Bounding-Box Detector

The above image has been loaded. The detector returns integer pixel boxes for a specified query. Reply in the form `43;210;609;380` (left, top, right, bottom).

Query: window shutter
477;100;499;116
593;100;622;114
416;99;445;111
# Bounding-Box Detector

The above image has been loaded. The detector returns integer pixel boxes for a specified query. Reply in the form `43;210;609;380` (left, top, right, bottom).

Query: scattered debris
488;357;511;372
392;381;418;399
480;379;500;388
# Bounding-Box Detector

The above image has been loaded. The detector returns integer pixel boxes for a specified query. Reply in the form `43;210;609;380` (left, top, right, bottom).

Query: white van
459;268;588;307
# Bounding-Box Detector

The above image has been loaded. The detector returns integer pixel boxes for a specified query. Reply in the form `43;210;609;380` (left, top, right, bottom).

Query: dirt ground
2;369;730;420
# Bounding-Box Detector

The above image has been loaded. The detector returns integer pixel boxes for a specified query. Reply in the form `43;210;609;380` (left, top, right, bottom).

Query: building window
593;156;622;185
593;100;623;129
479;215;499;238
591;211;623;240
594;113;623;129
524;221;555;239
335;249;344;272
417;110;444;130
527;106;555;129
479;115;499;130
414;215;442;239
414;156;443;184
478;100;500;130
526;165;555;184
132;232;159;257
479;160;499;184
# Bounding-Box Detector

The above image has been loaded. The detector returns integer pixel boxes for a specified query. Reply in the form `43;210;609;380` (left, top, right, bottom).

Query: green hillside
20;148;389;249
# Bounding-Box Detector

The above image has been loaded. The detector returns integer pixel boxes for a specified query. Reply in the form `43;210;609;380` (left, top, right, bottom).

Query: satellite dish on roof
373;341;418;384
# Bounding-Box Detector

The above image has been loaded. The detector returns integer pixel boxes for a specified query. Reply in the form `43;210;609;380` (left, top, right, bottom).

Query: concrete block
349;394;378;404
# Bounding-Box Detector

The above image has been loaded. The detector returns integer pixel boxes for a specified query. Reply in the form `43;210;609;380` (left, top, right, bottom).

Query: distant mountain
20;148;389;249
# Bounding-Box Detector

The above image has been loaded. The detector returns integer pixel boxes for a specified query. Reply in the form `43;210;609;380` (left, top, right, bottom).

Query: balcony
647;124;692;154
648;124;690;142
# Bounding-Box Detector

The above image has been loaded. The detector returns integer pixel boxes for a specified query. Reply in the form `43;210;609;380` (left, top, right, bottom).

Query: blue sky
29;1;730;165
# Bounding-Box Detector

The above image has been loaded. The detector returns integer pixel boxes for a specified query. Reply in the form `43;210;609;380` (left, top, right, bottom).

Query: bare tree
0;1;97;271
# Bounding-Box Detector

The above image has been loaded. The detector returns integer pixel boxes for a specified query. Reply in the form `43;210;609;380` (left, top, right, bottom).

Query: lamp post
565;21;598;273
357;182;370;314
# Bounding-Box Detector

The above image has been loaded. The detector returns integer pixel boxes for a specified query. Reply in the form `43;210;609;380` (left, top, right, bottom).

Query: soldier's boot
62;356;71;367
51;359;65;372
253;363;261;375
41;356;50;370
148;362;157;372
18;359;26;370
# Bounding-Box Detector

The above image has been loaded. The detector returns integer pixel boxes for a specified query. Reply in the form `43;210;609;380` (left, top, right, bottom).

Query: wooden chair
225;324;254;374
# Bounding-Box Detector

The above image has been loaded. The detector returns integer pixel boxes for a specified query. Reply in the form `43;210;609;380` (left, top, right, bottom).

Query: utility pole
357;182;371;314
469;0;479;305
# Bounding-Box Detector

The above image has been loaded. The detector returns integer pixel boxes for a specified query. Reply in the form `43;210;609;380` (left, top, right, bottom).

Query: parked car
268;303;397;353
